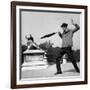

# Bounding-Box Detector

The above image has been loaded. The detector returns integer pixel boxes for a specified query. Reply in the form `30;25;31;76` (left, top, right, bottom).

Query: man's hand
57;31;62;38
71;19;75;25
71;19;80;33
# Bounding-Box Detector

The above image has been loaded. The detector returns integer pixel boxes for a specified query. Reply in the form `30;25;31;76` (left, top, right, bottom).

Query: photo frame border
11;1;88;89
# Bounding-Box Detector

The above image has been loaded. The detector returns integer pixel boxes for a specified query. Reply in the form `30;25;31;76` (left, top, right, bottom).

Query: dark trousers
56;47;80;73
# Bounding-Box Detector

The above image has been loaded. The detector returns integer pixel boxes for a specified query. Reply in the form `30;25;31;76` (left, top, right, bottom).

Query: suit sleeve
73;24;80;33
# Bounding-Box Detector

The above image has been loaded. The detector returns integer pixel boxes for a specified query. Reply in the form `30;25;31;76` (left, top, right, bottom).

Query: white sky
21;10;80;50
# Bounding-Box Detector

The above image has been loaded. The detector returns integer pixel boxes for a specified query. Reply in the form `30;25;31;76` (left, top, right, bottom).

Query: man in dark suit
55;19;80;75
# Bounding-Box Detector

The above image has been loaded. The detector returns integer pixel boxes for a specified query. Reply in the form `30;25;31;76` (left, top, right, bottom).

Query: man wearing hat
55;19;80;75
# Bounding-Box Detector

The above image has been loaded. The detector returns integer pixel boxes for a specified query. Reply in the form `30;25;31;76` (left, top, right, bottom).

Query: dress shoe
54;72;62;75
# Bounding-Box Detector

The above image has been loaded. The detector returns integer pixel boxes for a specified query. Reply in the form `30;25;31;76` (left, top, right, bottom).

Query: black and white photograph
11;1;87;89
21;9;80;79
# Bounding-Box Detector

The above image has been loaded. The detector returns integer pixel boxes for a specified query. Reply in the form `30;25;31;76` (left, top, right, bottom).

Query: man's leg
55;58;62;74
71;59;80;73
67;47;80;73
55;48;65;75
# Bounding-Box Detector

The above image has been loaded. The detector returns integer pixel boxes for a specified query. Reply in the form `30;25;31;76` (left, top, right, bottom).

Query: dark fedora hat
61;23;68;27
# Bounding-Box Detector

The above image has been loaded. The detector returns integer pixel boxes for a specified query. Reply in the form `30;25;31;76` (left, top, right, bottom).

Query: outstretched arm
71;19;80;33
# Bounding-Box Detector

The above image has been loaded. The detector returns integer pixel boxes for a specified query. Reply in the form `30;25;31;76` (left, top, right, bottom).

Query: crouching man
25;34;40;50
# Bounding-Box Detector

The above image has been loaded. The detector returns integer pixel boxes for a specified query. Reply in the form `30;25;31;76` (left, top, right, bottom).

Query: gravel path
21;62;80;79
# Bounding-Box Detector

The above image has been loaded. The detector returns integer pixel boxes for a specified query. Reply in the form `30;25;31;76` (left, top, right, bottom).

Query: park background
21;10;80;64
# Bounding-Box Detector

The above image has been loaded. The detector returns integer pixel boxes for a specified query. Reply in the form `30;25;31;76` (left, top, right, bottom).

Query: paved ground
21;62;80;79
